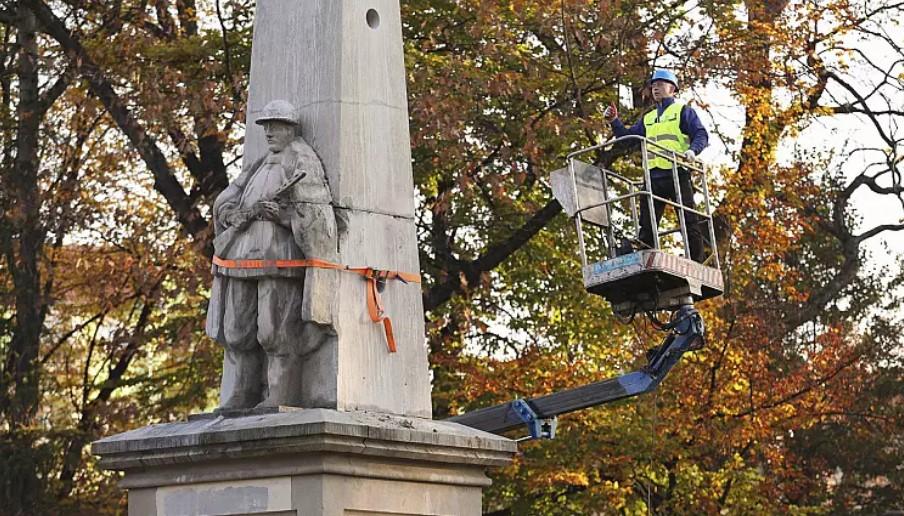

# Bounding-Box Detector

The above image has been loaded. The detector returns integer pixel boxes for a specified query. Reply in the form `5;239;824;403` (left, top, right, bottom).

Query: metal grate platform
583;249;723;314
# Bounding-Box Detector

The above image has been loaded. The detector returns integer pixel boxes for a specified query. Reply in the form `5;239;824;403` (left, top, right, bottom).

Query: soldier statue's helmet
255;99;299;126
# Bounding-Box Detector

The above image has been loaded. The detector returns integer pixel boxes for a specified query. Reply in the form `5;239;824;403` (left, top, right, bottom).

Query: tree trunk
736;0;788;176
0;4;49;514
4;0;45;431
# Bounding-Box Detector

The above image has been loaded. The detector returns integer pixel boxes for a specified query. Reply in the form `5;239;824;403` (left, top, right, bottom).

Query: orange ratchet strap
211;256;420;353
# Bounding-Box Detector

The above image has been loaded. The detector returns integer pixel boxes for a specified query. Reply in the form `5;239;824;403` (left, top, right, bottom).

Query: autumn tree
404;0;904;513
1;3;76;510
1;1;251;512
0;0;901;514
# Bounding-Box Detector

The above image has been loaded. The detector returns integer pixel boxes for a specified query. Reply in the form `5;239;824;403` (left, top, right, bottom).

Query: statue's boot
258;353;303;408
219;349;263;409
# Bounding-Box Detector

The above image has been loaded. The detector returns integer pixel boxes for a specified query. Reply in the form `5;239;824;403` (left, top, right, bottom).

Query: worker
603;69;709;263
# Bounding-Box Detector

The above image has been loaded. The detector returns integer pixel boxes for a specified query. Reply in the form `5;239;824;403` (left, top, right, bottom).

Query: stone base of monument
92;409;517;516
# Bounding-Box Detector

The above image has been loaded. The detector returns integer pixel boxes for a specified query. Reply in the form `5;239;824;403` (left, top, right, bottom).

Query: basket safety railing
565;135;720;271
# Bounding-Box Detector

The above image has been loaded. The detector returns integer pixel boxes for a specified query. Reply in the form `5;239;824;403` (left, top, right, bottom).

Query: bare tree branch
40;310;106;365
26;0;212;251
56;287;159;498
828;105;904;117
855;223;904;244
827;71;898;148
37;66;70;113
214;0;242;107
423;199;562;311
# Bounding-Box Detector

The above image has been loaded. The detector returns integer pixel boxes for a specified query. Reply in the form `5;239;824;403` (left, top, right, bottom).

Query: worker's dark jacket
610;97;709;178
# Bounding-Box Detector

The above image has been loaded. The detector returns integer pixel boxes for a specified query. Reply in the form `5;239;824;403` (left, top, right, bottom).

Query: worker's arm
604;102;645;141
611;117;645;139
679;106;709;155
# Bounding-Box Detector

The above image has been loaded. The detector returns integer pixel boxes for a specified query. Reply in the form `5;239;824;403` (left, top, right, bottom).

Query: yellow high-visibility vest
643;102;689;170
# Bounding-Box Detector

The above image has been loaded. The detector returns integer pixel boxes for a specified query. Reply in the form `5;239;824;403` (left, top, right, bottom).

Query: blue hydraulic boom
447;305;704;439
448;136;720;440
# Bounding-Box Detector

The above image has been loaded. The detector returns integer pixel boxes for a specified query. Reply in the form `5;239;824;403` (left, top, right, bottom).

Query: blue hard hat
650;69;679;90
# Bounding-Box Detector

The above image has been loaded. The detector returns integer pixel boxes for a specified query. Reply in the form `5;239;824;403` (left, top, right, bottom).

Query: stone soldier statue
206;99;339;409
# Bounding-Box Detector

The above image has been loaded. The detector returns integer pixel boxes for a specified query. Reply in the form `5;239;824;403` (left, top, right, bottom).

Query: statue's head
256;100;298;154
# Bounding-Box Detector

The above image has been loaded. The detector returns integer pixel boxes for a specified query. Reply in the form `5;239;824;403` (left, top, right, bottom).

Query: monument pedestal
92;409;516;516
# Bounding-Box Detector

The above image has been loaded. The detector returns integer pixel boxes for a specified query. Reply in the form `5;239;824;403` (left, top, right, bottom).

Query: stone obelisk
91;3;516;515
233;0;430;417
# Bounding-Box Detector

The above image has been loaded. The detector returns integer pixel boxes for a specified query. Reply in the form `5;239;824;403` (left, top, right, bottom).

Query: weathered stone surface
244;1;414;216
156;478;291;516
294;475;482;516
187;405;303;422
93;410;517;515
92;409;514;470
128;488;157;516
333;209;428;415
210;0;431;418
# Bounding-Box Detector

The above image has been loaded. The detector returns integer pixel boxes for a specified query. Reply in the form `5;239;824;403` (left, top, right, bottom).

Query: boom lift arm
447;305;704;439
447;137;720;440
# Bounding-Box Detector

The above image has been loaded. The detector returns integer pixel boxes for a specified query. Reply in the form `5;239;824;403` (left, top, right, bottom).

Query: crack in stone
333;205;415;221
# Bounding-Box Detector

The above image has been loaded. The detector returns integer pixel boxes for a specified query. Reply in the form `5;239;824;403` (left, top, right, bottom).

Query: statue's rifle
213;170;307;256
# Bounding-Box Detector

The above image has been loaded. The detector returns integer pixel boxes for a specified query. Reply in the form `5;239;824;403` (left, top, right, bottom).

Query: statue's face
262;121;295;153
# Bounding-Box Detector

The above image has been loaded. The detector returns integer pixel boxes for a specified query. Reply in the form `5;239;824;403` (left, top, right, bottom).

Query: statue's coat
206;139;339;345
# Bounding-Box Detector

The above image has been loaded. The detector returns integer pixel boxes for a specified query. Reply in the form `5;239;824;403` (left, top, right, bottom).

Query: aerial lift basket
551;135;724;316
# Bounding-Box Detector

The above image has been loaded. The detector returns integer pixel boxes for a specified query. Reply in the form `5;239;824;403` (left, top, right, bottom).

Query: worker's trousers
638;169;706;263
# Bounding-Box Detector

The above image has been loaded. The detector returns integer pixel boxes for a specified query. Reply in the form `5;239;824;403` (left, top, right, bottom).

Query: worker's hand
254;200;281;221
684;149;697;161
602;102;618;122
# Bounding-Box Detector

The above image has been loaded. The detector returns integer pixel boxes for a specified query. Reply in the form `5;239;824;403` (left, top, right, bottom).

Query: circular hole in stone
366;8;380;29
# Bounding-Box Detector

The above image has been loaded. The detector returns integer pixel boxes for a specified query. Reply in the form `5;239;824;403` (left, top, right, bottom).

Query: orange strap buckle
211;256;420;353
